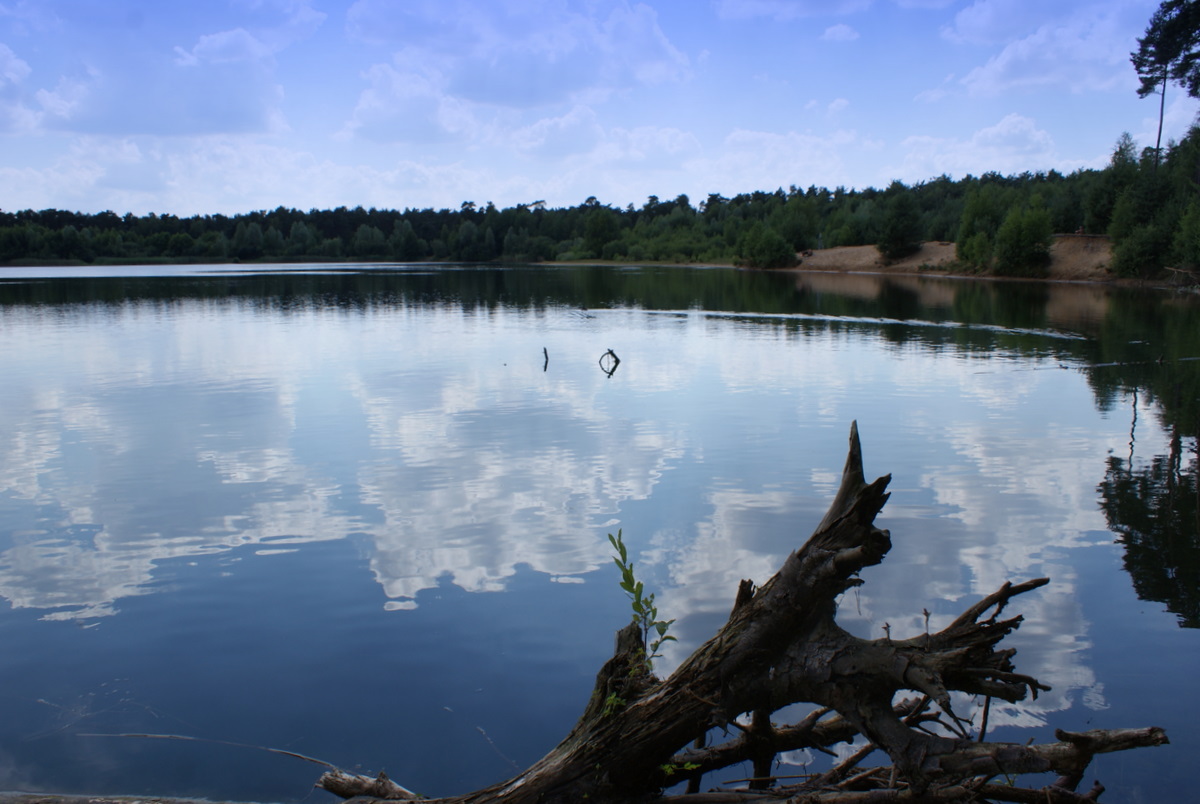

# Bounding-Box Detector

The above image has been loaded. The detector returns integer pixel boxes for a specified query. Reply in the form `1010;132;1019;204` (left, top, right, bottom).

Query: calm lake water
0;263;1196;802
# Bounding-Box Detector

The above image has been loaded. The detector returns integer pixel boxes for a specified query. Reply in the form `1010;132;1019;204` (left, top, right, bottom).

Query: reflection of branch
599;348;620;378
1129;387;1138;470
317;425;1169;804
543;347;549;372
78;731;341;770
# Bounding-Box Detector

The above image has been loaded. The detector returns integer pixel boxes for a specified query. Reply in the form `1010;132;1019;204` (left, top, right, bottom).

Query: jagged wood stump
320;422;1167;803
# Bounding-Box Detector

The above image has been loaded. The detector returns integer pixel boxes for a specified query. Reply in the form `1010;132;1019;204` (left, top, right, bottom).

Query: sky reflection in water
0;266;1194;801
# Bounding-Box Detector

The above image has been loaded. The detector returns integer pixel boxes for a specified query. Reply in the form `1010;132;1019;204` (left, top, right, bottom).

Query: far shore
6;234;1183;290
550;234;1137;287
788;235;1118;285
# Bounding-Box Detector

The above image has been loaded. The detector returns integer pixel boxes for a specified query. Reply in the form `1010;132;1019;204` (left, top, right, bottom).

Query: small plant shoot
608;529;676;666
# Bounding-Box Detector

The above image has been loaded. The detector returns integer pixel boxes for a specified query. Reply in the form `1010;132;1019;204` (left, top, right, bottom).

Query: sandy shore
794;234;1115;283
555;235;1120;283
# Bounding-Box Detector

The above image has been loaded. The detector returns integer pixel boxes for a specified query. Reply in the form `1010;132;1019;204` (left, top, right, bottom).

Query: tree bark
319;422;1168;803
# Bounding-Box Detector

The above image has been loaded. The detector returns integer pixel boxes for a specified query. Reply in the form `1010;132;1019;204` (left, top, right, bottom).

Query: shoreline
551;235;1153;288
783;236;1122;285
4;235;1187;292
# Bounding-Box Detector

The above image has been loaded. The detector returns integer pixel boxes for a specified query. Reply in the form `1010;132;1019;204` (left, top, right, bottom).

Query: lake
0;263;1196;802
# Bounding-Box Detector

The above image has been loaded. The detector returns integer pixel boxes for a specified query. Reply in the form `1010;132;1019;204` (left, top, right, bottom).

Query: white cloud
713;0;872;20
175;28;273;66
822;23;859;41
235;0;327;51
0;43;38;130
346;0;688;110
895;113;1073;181
959;8;1137;96
34;74;89;120
0;0;1181;216
0;43;32;85
605;125;702;163
942;0;1050;45
685;128;865;196
603;2;690;86
342;60;478;145
511;105;603;157
3;2;326;139
1146;95;1200;149
915;73;956;103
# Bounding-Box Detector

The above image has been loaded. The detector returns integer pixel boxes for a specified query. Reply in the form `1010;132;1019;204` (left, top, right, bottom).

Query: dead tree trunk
319;423;1168;803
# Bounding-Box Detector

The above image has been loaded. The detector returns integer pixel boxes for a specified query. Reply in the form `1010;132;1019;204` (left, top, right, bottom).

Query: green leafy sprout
601;692;626;717
659;761;701;777
608;529;676;665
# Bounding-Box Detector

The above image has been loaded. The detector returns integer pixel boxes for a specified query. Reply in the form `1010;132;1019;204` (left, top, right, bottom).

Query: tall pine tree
1131;1;1200;166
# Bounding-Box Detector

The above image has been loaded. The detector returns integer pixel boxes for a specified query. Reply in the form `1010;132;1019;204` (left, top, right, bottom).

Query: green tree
956;183;1010;268
1084;133;1141;233
877;182;922;261
1113;222;1172;278
232;221;264;260
736;222;796;269
1174;199;1200;268
390;220;425;261
351;223;388;258
1131;1;1200;166
584;207;619;257
454;219;481;261
287;221;317;256
197;231;228;260
482;226;498;261
993;202;1053;277
319;237;344;259
263;225;286;257
166;232;195;258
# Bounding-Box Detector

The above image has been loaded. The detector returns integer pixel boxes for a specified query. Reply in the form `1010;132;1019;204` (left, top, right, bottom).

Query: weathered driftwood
319;423;1168;803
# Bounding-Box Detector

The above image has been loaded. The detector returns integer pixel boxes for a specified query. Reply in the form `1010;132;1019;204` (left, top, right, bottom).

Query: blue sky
0;0;1194;216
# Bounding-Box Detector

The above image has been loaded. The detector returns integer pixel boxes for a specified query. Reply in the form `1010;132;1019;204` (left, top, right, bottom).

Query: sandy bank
794;235;1114;283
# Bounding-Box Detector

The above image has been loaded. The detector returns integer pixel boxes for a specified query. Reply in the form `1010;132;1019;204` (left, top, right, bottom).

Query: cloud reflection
0;291;1151;741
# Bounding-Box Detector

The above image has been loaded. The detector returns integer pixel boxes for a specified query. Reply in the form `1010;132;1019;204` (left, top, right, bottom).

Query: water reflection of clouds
0;302;702;619
0;297;1145;737
356;393;688;606
647;359;1153;736
845;405;1165;729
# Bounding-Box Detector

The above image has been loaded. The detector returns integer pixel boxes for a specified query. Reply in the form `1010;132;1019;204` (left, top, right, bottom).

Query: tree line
1;123;1198;278
3;0;1199;280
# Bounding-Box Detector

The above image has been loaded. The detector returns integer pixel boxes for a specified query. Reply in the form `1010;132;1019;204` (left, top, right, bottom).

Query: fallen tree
319;423;1168;803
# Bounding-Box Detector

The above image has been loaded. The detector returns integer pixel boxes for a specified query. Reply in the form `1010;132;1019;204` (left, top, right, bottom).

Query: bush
737;223;797;269
993;204;1052;277
956;231;991;269
1113;223;1171;278
1173;201;1200;269
877;187;922;261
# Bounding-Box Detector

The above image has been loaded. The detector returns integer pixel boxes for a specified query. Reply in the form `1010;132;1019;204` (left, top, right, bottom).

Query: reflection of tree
1098;430;1200;627
1084;289;1200;438
1084;288;1200;627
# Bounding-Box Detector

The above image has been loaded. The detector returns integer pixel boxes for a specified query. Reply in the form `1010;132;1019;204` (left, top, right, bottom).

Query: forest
2;124;1200;280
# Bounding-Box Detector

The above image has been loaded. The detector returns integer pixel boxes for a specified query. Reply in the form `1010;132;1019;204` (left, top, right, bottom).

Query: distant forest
3;125;1200;279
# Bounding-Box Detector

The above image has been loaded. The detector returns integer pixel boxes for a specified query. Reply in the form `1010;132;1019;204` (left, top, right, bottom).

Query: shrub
1173;201;1200;269
956;231;991;269
737;222;797;269
1113;223;1171;278
877;192;922;261
993;204;1053;278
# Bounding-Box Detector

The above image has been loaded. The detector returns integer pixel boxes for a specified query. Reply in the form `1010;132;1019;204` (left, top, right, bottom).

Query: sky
0;0;1196;217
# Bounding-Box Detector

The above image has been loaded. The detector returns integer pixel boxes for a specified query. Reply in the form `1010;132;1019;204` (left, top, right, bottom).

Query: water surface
0;264;1195;800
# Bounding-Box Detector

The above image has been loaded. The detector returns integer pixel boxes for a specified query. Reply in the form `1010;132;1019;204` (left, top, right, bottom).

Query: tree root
317;423;1169;803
